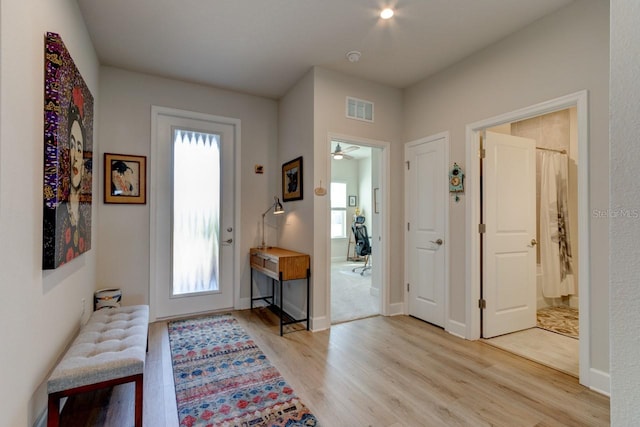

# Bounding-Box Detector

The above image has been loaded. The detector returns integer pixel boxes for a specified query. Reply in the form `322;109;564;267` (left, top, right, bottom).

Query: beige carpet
537;305;579;339
331;261;378;324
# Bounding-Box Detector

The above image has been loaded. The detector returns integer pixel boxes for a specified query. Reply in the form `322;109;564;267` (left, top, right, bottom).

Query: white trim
464;90;592;387
311;315;331;332
446;320;467;339
150;106;241;322
403;132;450;331
237;297;252;310
325;132;391;325
589;368;611;396
387;302;405;316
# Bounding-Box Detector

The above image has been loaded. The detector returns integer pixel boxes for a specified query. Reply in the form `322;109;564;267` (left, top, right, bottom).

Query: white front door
151;108;236;319
482;131;536;338
405;135;447;327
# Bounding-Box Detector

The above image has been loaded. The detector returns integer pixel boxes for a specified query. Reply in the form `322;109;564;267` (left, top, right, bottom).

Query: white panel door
483;131;536;338
406;136;447;327
152;110;236;319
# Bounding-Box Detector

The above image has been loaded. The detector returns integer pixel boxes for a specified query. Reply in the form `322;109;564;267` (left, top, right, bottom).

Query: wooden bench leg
47;394;60;427
135;374;143;427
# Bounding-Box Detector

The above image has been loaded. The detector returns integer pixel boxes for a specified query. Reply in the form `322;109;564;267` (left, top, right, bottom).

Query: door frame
325;132;391;325
404;132;450;329
149;106;242;322
464;91;591;386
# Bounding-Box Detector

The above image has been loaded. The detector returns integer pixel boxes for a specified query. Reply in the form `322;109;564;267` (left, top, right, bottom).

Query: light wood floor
59;309;610;426
483;327;579;378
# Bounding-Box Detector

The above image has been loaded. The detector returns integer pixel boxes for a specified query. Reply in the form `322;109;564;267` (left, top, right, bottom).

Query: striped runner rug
168;314;320;427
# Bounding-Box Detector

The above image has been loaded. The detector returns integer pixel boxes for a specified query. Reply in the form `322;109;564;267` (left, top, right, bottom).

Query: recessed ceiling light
380;8;394;19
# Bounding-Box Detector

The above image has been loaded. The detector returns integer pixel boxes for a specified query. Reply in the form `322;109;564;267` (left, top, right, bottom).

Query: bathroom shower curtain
539;151;575;298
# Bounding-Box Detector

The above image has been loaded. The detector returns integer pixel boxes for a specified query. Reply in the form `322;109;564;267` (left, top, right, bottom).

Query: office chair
351;216;371;275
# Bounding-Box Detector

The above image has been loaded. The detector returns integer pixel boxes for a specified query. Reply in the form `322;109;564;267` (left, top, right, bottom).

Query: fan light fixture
380;8;394;19
332;142;360;160
333;143;345;160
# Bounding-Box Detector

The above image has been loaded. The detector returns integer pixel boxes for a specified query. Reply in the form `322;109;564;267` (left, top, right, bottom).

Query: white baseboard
236;297;252;310
387;302;405;316
446;319;467;339
311;315;330;331
589;368;611;396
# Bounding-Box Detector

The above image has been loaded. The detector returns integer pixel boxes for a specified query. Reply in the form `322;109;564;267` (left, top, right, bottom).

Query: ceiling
77;0;573;99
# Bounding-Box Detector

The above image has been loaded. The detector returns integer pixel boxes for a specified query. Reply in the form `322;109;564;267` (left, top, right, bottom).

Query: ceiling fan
331;143;359;160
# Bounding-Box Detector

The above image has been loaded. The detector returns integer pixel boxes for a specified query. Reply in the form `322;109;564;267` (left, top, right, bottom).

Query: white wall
610;1;640;423
97;67;278;315
313;67;403;326
403;0;610;373
0;0;100;424
276;69;316;319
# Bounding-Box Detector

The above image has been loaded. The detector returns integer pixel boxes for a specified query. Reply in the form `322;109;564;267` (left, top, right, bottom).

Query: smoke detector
346;50;361;63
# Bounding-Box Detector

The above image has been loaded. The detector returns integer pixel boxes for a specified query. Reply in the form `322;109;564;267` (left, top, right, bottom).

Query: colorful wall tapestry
43;32;94;269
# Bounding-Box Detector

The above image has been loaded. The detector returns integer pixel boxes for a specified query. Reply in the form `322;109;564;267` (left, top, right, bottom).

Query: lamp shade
260;196;285;248
274;198;284;214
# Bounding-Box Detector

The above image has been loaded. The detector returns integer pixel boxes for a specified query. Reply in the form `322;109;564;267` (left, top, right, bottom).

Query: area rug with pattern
168;314;319;427
536;306;579;339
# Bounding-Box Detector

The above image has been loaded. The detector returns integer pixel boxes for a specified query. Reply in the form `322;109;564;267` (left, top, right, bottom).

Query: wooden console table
250;247;310;335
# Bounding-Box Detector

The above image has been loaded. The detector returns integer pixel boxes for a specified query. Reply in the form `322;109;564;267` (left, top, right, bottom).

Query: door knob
530;239;537;247
431;239;443;245
222;238;233;246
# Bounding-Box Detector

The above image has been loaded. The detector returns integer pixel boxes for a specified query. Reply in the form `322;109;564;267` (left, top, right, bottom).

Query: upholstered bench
47;305;149;427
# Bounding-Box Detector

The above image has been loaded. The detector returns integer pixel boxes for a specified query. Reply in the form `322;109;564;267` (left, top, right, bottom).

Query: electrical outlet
81;298;86;317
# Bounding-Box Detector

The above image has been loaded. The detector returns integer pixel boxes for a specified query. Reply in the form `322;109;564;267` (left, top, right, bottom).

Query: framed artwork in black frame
282;156;303;202
349;195;357;207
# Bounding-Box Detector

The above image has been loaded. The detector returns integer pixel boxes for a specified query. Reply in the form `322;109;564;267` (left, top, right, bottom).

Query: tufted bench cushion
47;304;149;427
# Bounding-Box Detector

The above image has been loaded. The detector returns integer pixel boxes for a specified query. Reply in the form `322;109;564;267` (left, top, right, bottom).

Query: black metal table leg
306;268;310;330
279;278;284;336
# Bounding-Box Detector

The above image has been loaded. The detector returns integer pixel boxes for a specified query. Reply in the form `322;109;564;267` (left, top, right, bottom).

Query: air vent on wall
346;96;374;122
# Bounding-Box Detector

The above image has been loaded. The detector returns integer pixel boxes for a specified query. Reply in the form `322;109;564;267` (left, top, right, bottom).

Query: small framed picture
282;156;303;202
349;195;357;207
104;153;146;204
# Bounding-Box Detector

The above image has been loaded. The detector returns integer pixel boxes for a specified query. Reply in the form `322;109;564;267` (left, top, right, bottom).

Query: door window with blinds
172;129;220;295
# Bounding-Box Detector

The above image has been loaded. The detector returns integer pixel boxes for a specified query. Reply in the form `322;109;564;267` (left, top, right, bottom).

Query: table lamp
261;196;284;249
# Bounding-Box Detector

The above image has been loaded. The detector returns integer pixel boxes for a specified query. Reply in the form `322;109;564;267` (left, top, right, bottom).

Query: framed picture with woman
104;153;146;204
43;32;94;269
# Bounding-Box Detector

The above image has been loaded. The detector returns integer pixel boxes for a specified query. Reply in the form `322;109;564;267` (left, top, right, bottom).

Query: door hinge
406;161;410;170
407;222;410;231
479;148;486;158
407;283;410;292
479;299;486;309
478;223;486;233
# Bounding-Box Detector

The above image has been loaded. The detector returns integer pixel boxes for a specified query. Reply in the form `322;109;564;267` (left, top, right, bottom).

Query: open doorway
465;91;591;386
480;109;579;378
329;139;382;324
